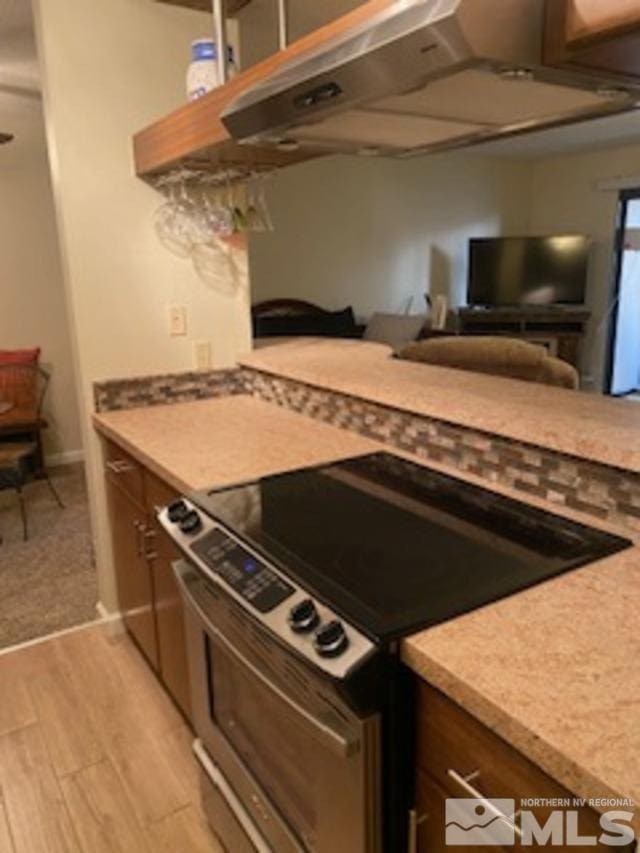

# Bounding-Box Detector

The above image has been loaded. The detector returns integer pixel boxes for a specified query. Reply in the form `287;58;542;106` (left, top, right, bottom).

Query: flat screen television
467;235;590;307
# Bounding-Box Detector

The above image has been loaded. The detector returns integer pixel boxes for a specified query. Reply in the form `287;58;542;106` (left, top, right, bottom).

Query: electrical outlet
194;340;212;370
168;304;187;336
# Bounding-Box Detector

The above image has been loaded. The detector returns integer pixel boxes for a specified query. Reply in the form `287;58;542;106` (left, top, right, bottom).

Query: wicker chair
0;363;64;541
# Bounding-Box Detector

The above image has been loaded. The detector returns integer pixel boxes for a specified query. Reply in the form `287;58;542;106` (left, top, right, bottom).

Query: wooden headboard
251;299;332;318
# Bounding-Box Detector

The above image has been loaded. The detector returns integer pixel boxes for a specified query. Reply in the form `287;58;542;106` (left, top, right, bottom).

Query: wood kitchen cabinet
414;682;636;852
103;438;192;722
105;444;159;670
145;470;192;720
545;0;640;80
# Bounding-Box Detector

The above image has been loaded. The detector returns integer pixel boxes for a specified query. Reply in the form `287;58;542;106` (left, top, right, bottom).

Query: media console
456;306;590;368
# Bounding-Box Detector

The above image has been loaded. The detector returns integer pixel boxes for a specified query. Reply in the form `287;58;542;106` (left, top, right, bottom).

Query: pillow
363;313;426;349
398;336;550;382
253;307;358;339
0;347;40;364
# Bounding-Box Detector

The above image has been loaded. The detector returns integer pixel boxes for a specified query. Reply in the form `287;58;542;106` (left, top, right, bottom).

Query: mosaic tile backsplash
94;366;640;534
94;369;242;412
239;369;640;535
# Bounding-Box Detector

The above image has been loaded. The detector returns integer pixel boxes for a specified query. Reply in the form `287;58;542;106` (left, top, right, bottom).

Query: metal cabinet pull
143;528;157;561
106;459;134;474
133;519;145;557
250;793;271;823
408;808;427;853
447;769;523;840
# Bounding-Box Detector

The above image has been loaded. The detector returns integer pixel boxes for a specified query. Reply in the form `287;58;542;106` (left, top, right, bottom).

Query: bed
251;299;364;340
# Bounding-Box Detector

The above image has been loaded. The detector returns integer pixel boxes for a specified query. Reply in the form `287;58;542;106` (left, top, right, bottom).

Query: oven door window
207;637;360;851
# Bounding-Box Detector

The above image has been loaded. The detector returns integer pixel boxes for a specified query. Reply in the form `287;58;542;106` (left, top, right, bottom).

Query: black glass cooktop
193;453;630;641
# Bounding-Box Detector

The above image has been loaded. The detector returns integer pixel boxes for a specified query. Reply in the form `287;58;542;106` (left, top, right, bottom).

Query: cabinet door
106;478;158;669
145;472;192;722
416;683;636;853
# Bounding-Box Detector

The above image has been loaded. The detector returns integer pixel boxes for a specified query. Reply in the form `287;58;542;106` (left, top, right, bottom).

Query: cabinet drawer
103;439;145;507
416;683;624;850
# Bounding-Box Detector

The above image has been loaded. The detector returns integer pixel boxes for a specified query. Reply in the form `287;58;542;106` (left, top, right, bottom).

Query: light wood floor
0;622;223;852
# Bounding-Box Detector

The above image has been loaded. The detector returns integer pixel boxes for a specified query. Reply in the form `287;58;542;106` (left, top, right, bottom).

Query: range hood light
357;146;381;157
498;67;535;82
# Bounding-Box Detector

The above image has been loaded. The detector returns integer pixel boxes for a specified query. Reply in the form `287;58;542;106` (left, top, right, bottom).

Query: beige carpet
0;462;98;649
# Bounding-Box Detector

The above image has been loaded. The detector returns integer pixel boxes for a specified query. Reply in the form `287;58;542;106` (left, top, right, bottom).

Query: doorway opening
606;190;640;397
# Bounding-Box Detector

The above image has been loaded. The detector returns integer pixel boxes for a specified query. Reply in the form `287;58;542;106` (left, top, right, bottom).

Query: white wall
250;139;640;391
249;152;533;319
0;90;82;462
34;0;252;612
528;140;640;391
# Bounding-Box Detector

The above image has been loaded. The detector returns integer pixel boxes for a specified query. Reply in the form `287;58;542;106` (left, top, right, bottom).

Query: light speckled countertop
93;395;378;493
93;392;640;830
241;338;640;473
403;545;640;826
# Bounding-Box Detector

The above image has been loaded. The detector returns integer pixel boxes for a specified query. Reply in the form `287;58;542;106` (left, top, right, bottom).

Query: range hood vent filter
293;109;487;150
375;69;621;127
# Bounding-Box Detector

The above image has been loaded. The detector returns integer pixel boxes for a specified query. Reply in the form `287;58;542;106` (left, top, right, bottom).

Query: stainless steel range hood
221;0;640;158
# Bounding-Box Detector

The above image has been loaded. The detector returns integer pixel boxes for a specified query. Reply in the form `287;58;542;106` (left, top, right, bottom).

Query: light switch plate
194;340;212;370
168;304;187;336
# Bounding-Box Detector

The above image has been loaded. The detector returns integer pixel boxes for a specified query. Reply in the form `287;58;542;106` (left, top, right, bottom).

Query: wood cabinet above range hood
134;0;640;179
545;0;640;80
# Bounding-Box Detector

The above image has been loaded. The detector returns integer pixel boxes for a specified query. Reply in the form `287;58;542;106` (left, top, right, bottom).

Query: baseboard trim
96;601;124;635
0;612;119;657
45;449;85;467
96;601;120;621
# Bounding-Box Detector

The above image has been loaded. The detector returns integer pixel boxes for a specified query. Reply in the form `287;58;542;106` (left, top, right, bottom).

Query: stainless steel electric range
159;451;630;853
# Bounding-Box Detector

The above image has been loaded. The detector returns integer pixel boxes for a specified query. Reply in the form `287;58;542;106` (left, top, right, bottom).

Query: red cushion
0;348;40;365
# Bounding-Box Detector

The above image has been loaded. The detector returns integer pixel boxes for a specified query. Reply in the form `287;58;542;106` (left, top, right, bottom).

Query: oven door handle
213;618;361;759
174;561;361;760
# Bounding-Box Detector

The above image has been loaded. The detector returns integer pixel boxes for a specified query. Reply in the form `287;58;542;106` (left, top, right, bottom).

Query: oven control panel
159;498;377;679
192;528;294;613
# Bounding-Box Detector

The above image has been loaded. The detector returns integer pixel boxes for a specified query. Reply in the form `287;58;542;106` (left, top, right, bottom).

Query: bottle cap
191;39;216;61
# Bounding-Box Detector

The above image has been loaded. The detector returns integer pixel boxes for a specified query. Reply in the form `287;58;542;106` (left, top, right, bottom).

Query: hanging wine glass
154;177;201;257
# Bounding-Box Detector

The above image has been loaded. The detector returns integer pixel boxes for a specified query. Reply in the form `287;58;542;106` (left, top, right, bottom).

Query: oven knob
314;620;349;657
288;598;319;633
167;499;189;523
179;509;202;535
